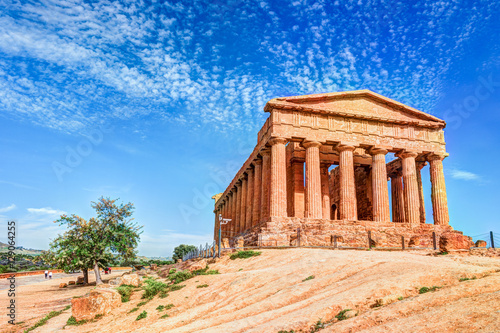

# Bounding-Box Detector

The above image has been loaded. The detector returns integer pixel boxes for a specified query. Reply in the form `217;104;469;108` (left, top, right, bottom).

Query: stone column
252;159;262;225
371;148;390;222
269;137;288;218
399;151;419;224
231;188;237;237
291;159;305;218
321;163;331;220
214;207;219;242
416;162;426;224
239;175;247;233
303;140;322;219
245;167;254;230
338;145;357;220
391;174;405;222
261;148;271;220
429;153;450;225
235;182;241;235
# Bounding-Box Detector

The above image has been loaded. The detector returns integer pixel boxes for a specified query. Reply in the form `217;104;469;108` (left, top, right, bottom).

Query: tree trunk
94;261;102;285
82;268;89;285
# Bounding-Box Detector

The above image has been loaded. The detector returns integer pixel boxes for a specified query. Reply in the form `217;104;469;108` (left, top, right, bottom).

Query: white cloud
27;207;66;215
0;204;16;213
450;169;480;181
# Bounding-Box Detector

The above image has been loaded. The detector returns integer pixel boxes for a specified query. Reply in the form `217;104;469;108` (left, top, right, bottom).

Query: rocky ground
3;249;500;332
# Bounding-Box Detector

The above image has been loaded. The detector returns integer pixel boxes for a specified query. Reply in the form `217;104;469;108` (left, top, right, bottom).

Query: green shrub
116;285;135;302
169;270;193;284
129;307;139;313
419;286;441;294
459;276;476;282
142;279;169;299
137;301;148;307
196;284;209;288
159;290;169;298
311;319;325;332
165;303;174;310
160;313;170;319
302;275;315;282
335;309;351;321
25;310;64;332
170;284;185;291
230;250;261;260
136;311;147;321
65;316;88;326
169;268;176;274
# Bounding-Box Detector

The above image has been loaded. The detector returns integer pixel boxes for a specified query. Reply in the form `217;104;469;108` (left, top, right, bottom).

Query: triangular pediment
264;90;445;128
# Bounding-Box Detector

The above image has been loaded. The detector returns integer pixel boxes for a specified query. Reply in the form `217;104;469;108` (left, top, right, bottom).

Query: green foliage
116;285;135;302
46;197;142;284
169;268;176;274
25;310;64;332
172;244;197;261
459;276;477;282
170;284;185;291
66;316;87;326
398;296;404;301
192;266;219;276
278;331;295;333
302;275;315;282
160;313;170;319
135;311;147;321
196;284;209;288
142;278;169;299
419;286;441;294
159;290;169;298
311;319;325;332
437;251;448;255
169;270;193;284
335;309;352;321
137;301;148;307
129;307;139;313
230;250;261;260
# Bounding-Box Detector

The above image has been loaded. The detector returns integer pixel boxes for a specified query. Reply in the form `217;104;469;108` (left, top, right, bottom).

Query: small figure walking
48;271;52;279
44;270;48;279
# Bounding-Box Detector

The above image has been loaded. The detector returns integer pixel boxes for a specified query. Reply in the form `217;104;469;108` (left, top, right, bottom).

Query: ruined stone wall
329;166;340;219
355;166;373;221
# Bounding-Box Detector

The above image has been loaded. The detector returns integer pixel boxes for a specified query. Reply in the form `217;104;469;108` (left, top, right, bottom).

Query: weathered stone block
71;289;121;321
120;273;140;287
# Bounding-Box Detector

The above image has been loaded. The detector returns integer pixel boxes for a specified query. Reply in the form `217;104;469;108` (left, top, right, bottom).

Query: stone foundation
229;218;473;251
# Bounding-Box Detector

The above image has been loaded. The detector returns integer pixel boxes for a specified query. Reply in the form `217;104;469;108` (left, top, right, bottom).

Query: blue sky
0;0;499;256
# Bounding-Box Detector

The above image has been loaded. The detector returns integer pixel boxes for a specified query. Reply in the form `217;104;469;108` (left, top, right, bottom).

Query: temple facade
213;90;471;250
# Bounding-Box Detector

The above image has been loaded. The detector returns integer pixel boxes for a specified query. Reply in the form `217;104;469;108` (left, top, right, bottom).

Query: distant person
48;271;52;279
108;267;111;274
44;270;48;279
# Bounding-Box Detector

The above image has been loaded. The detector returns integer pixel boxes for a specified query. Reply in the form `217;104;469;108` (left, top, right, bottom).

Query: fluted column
321;163;331;220
416;162;426;224
214;207;219;242
391;174;405;222
245;167;254;230
399;151;419;224
231;188;237;237
429;153;450;225
252;159;262;225
371;148;390;222
261;148;271;220
303;140;322;219
239;175;247;233
269;137;288;218
291;159;305;218
235;182;241;235
338;145;357;220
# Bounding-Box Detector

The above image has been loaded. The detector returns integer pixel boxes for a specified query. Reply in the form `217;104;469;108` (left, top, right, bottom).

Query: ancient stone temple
213;90;472;250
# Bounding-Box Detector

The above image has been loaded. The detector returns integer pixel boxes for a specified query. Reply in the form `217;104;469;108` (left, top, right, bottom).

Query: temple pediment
264;90;445;129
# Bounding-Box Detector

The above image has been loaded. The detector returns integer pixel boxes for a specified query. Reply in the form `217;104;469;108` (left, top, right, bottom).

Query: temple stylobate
213;90;470;250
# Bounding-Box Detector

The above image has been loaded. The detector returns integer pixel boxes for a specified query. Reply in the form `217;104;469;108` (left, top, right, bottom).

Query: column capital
253;158;263;166
268;137;287;146
239;173;248;181
302;140;322;149
260;147;271;156
235;180;242;187
396;150;418;159
336;144;356;152
368;147;389;155
428;153;448;161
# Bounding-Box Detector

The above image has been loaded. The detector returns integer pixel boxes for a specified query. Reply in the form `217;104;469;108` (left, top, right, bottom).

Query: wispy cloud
0;0;495;135
27;207;66;215
450;169;481;181
0;204;16;213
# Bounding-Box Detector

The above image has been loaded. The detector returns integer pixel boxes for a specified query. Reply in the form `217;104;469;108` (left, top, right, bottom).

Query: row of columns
216;137;450;240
